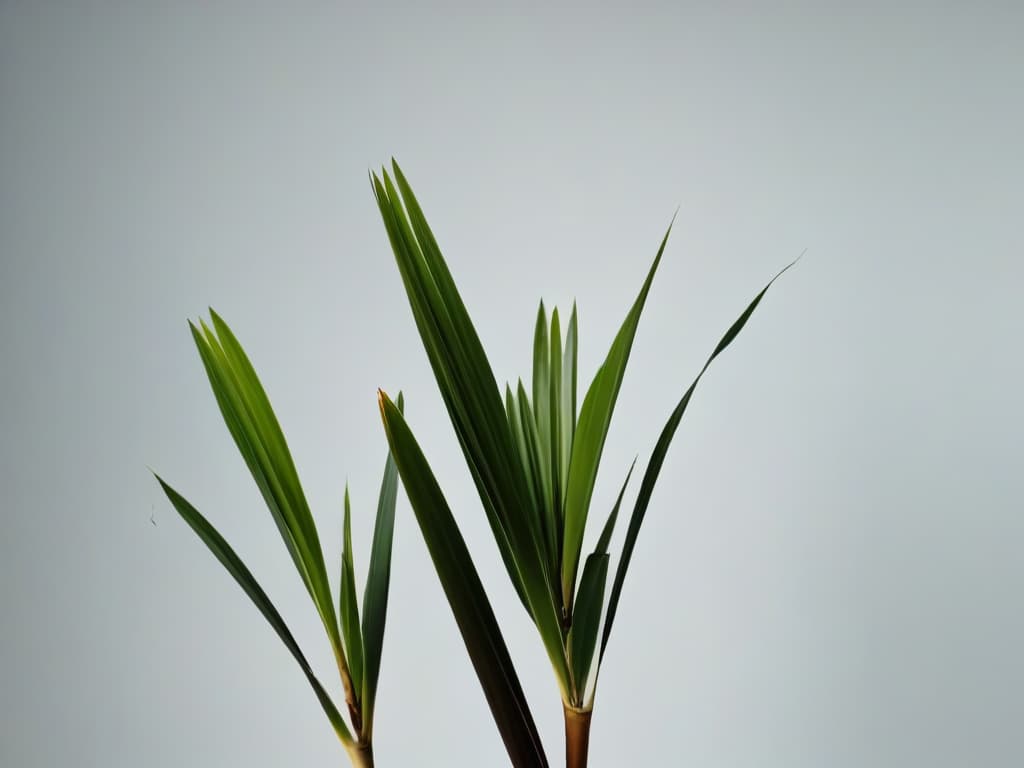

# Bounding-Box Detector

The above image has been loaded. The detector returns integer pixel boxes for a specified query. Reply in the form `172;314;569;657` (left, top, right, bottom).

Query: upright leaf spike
371;162;795;768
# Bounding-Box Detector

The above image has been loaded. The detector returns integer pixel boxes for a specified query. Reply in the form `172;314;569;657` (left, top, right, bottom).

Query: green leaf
360;392;402;739
154;475;353;746
599;258;798;667
568;553;609;706
561;220;675;608
190;315;342;657
373;163;570;690
378;391;549;768
594;458;637;556
532;302;553;521
340;485;364;705
372;171;530;609
559;304;578;512
548;307;563;527
517;380;557;575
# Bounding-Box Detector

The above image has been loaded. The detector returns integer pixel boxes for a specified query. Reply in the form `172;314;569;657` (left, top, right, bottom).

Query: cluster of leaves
156;161;794;768
155;313;401;765
373;161;794;766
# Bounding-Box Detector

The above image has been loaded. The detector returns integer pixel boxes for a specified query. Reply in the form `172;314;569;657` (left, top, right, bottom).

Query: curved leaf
190;314;342;659
154;475;353;746
599;258;799;667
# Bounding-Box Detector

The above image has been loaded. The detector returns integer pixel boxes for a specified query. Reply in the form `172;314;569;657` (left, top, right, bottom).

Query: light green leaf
189;315;342;658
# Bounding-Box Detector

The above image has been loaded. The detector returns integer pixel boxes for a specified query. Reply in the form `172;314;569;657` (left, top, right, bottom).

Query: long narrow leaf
190;316;342;656
372;173;530;613
568;553;609;705
154;475;353;746
340;486;364;704
375;164;570;690
548;307;563;524
378;391;549;768
599;258;798;666
360;392;403;738
532;302;553;519
561;219;675;608
594;458;637;557
558;304;578;517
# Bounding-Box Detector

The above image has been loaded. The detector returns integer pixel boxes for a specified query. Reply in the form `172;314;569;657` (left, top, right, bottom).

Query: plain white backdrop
2;3;1022;766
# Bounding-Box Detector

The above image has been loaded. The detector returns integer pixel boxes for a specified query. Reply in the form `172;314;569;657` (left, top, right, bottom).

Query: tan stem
345;742;374;768
564;704;593;768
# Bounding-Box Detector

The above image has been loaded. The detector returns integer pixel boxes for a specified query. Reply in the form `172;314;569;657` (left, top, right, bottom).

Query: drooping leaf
360;392;402;738
154;475;353;746
561;219;675;608
599;258;798;666
378;391;549;768
339;486;364;704
568;553;609;705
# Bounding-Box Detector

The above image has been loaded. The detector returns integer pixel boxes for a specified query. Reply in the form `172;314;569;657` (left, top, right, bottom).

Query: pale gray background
2;2;1022;766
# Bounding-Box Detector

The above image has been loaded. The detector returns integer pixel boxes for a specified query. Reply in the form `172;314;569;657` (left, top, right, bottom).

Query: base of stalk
563;703;593;768
345;742;374;768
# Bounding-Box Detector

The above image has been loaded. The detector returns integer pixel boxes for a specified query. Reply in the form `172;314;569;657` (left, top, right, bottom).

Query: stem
563;704;593;768
345;742;374;768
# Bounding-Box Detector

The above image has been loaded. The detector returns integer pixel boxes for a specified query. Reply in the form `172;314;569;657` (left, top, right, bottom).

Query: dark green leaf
532;302;553;519
558;304;578;512
599;258;798;666
548;307;563;529
154;475;353;746
360;392;402;738
374;164;570;690
339;486;364;704
594;458;637;556
378;391;549;768
568;553;609;706
562;220;675;608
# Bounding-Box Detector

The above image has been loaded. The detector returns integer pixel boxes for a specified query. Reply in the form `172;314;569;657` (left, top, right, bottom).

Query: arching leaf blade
599;258;798;668
154;475;353;746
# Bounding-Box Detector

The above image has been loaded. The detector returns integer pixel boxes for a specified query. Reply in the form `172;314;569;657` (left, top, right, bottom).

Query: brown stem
563;704;593;768
345;742;374;768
